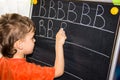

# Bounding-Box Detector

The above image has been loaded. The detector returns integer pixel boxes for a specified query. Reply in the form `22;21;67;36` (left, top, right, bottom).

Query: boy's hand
56;28;67;45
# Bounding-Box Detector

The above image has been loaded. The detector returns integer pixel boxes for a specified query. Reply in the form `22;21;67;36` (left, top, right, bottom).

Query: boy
0;13;66;80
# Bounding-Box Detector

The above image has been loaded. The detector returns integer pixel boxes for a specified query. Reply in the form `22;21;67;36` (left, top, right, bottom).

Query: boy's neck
13;53;25;58
0;53;3;58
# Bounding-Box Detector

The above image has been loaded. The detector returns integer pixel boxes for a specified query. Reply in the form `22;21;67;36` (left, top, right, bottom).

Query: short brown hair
0;13;35;58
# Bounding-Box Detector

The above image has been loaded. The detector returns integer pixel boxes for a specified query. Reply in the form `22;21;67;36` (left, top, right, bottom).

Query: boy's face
22;31;35;55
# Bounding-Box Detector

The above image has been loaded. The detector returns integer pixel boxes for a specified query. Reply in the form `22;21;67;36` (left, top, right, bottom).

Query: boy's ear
14;40;23;50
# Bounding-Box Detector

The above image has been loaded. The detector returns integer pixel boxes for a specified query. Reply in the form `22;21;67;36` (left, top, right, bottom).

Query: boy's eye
31;37;34;40
32;38;36;42
32;35;36;42
33;35;35;39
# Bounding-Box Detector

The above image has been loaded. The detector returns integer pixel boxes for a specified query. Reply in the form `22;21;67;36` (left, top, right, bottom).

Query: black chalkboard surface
27;0;120;80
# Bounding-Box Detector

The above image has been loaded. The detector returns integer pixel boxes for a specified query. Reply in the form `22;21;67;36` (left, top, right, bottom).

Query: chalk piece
110;7;119;15
113;0;120;5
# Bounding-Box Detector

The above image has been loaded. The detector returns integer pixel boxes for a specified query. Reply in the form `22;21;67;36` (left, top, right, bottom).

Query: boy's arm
54;28;67;78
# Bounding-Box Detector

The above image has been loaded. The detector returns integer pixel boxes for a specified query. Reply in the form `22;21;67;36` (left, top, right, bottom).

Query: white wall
0;0;31;17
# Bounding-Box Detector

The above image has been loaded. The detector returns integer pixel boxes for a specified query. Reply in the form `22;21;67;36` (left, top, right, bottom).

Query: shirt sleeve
28;62;55;80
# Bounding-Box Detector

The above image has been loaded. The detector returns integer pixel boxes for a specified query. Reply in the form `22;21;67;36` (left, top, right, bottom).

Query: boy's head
0;13;35;58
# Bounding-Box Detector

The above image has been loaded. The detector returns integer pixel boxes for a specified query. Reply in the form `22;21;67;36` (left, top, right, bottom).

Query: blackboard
27;0;120;80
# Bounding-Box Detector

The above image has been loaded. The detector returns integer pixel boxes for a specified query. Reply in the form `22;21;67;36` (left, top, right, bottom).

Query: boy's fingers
59;28;63;33
61;30;67;39
58;28;64;34
57;28;67;39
